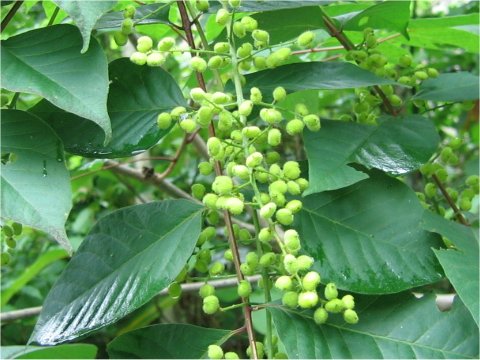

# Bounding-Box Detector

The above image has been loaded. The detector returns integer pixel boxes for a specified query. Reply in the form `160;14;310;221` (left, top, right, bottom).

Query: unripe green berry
203;193;219;209
240;262;254;276
179;118;196;133
272;86;287;102
302;271;321;291
192;183;206;200
314;307;328;324
246;152;263;168
268;128;282;146
241;16;258;31
226;197;244;215
258;227;273;242
242;126;261;138
283;161;301;180
303;114;321;131
6;237;16;248
189;88;205;103
259;252;276;267
209;261;225;276
212;91;229;104
250;87;263;104
282;291;299;308
427;67;439;78
239;100;254;116
168;281;182;299
171;106;187;119
229;0;241;8
270;180;288;194
146;52;165;66
214;42;230;54
297;255;314;271
208;55;224;69
297;30;315;48
1;252;11;265
195;259;209;273
197;106;214;127
287;180;301;195
246;342;264;359
137;36;153;53
414;70;429;80
275;47;291;61
260;202;277;219
237;42;253;58
284;229;300;251
460;197;472;211
265;151;280;164
283;254;299;274
342;294;355;310
195;0;209;11
295;103;309;116
207;137;222;157
324;282;338;300
399;54;412;67
424;182;436;198
286;200;302;213
203;295;220;314
246;251;259;268
389;94;402;106
286;119;304;135
275;275;293;291
253;56;267;69
215;8;230;26
298;291;319;308
198;161;214;176
325;298;344;313
190;56;207;73
208;344;223;359
252;29;269;43
233;21;246;38
130;52;147;65
270;191;286;207
343;309;359;324
12;222;22;235
123;5;136;19
224;352;240;359
398;76;411;85
114;32;128;46
232;165;249;180
158;36;175;51
237;279;252;297
121;18;134;35
198;226;215;246
260;108;283;124
296;178;309;192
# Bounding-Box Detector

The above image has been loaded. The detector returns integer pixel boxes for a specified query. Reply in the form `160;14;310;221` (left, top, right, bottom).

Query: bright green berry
302;271;321;291
203;193;219;209
121;18;134;35
283;161;301;180
273;87;287;102
260;108;282;124
171;106;187;119
229;0;241;8
282;291;298;308
208;344;224;359
414;70;429;80
179;118;196;133
342;294;355;310
146;52;165;66
190;56;207;73
168;281;182;299
324;282;338;300
237;42;253;58
284;229;300;252
314;307;328;324
215;9;230;26
240;262;254;276
233;21;246;38
424;182;436;198
275;275;293;291
427;67;439;78
343;309;359;324
225;352;240;359
259;252;276;267
158;36;175;51
237;280;252;297
198;161;214;176
258;228;273;242
114;32;128;46
399;54;412;67
297;30;315;48
214;42;230;54
287;180;301;195
283;254;298;274
195;0;209;11
192;183;206;200
130;52;147;65
123;5;136;19
246;342;264;359
252;29;269;43
242;126;261;138
250;87;263;104
208;55;224;69
286;200;302;213
460;197;472;211
137;36;153;53
297;255;314;271
246;152;263;168
239;100;254;116
268;128;282;146
303;114;321;131
286;119;304;135
298;291;319;308
260;202;277;219
241;16;258;31
209;261;225;276
203;295;220;314
325;298;344;313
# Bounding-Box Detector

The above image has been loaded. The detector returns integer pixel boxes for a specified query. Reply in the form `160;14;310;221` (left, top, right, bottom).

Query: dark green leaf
95;3;170;29
208;1;328;13
31;58;186;158
304;115;440;194
107;324;232;359
1;344;97;359
30;200;203;345
233;62;395;99
414;72;480;102
270;294;479;359
421;211;479;325
53;0;117;53
296;171;443;294
1;110;72;253
1;24;111;142
338;1;411;38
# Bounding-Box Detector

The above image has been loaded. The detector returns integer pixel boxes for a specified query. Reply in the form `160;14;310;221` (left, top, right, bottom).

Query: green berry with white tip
158;36;175;51
203;295;220;314
302;271;321;291
208;344;223;359
260;202;277;219
283;161;301;180
298;291;319;308
324;282;338;300
215;8;230;26
314;307;328;324
246;152;263;168
157;112;172;129
241;16;258;31
203;193;219;209
268;128;282;146
303;114;321;131
137;36;153;53
273;87;286;102
238;100;254;116
297;255;314;271
250;87;263;104
343;309;359;324
297;30;315;48
190;56;207;73
283;254;298;274
275;275;293;291
130;52;147;65
282;291;298;308
226;197;244;215
325;298;344;313
179;118;196;133
342;294;355;310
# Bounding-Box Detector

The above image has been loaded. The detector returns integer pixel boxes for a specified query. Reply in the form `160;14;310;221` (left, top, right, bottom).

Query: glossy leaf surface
296;171;443;293
30;200;203;345
107;324;231;359
1;110;72;253
95;3;170;29
53;0;116;52
32;58;186;158
270;294;479;359
235;62;395;99
304;116;440;194
421;211;479;325
1;344;97;359
414;72;480;101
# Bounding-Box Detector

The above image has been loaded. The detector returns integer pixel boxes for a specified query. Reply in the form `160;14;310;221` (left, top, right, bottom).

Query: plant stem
432;174;469;226
177;2;258;357
1;0;23;32
47;6;60;26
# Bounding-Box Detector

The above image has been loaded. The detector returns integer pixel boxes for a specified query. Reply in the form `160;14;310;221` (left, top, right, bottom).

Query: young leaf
31;58;186;158
295;171;443;294
107;324;232;359
53;1;117;53
234;62;395;100
421;211;479;325
30;200;203;345
304;115;440;194
1;344;97;359
270;294;479;359
414;72;480;102
1;24;111;143
1;110;72;253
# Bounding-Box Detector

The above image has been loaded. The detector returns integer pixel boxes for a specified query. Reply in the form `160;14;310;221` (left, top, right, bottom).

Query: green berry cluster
113;5;136;47
1;222;22;265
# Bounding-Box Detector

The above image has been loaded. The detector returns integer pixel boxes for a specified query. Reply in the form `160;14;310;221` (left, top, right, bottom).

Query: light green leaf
1;110;72;253
270;294;479;359
30;200;203;345
296;171;443;294
1;344;97;359
31;58;186;158
421;211;479;325
1;248;68;307
304;115;440;194
1;24;111;143
107;324;232;359
414;72;480;102
53;0;117;53
234;62;395;100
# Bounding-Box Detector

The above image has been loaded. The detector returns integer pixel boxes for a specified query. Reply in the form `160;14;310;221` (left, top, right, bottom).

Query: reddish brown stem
432;174;469;226
177;1;258;358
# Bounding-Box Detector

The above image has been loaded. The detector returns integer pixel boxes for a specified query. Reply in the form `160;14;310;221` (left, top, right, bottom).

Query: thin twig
0;276;261;322
432;174;469;226
1;0;23;32
47;6;60;26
